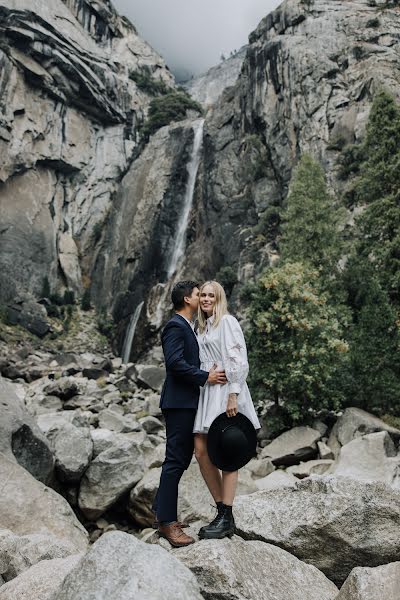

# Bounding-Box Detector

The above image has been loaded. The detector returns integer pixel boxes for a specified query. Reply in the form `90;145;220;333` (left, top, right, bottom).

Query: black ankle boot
198;502;224;537
198;503;235;540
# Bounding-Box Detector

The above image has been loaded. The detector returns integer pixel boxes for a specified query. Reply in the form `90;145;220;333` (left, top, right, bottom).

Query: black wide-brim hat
207;412;257;472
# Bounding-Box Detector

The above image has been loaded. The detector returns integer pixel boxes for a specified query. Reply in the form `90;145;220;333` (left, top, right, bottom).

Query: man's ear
183;295;191;306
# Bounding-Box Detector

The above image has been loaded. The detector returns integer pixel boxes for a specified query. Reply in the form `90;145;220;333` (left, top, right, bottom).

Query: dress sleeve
220;315;249;395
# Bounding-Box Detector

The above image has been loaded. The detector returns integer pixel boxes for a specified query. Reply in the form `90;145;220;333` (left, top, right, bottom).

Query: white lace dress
193;314;261;434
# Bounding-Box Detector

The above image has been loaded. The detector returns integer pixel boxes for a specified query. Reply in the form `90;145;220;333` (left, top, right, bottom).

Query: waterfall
121;301;144;364
167;118;204;278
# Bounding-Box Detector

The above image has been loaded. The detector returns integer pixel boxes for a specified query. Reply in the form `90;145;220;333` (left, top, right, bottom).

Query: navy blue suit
154;314;209;523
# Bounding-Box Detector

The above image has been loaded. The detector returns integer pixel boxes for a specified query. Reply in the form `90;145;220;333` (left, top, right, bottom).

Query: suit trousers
152;408;196;523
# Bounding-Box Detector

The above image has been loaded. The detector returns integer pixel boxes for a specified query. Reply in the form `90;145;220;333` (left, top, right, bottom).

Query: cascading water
167;118;204;278
148;118;205;328
122;118;204;357
121;301;144;364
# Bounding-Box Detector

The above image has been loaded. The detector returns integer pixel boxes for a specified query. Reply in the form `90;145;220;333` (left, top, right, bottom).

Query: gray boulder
261;426;322;466
255;470;298;490
98;407;140;433
78;432;148;519
246;456;275;478
0;453;88;552
55;531;203;600
6;300;50;338
0;376;54;484
336;561;400;599
132;365;165;392
0;555;81;600
177;537;338;600
46;423;93;483
0;528;78;582
43;377;79;400
331;431;400;488
328;408;400;456
139;416;164;434
234;476;400;585
287;459;334;479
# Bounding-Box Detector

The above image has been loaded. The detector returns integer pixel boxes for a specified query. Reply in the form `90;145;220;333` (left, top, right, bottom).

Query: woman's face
200;284;216;317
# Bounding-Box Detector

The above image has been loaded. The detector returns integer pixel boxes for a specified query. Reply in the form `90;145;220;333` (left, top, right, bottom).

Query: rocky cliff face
0;0;173;304
2;0;400;361
186;0;400;298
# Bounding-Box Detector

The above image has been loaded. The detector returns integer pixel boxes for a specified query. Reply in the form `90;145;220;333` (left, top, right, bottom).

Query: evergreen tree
343;91;400;299
341;257;400;415
280;154;344;280
247;261;348;425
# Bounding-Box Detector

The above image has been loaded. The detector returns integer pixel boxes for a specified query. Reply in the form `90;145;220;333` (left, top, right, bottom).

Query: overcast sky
113;0;282;80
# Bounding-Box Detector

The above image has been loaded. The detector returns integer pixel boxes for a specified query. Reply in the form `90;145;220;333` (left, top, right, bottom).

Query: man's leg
155;408;196;523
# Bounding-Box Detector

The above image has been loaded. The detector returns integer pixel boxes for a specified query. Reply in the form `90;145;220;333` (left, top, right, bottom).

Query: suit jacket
159;313;209;410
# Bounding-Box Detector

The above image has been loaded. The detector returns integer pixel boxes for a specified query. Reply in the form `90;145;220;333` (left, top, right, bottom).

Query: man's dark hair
171;280;199;310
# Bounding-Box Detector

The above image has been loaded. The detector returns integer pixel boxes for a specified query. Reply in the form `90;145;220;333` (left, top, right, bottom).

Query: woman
194;280;260;539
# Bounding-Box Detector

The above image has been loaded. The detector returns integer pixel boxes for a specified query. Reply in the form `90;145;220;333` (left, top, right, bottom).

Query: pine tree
280;154;344;280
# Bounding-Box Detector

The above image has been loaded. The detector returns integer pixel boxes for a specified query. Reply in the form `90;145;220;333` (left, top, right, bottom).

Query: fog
113;0;282;80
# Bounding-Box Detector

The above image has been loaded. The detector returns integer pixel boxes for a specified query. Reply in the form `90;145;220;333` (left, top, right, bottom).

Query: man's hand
207;363;227;385
226;393;238;417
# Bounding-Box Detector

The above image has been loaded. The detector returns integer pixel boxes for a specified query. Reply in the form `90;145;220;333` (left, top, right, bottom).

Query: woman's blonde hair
198;280;229;333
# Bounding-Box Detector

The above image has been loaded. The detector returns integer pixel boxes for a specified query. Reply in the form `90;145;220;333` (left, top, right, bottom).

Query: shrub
215;266;238;296
63;290;75;305
247;261;348;425
81;289;91;311
129;67;169;96
142;92;203;139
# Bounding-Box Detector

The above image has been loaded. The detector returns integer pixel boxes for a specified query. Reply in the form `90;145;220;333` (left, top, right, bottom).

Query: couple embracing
152;280;260;547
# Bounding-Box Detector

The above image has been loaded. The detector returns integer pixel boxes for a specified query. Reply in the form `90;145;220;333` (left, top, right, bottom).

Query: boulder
246;456;275;478
177;538;338;600
82;367;109;380
0;454;88;552
37;411;90;434
139;416;164;434
78;432;149;519
142;393;162;417
98;408;140;433
129;462;257;527
0;555;82;600
0;376;54;484
255;470;298;490
261;426;322;466
286;459;334;479
336;561;400;599
331;431;400;488
0;528;78;582
328;408;400;457
46;423;93;483
6;300;50;338
234;476;400;585
133;365;165;392
43;377;79;400
55;531;203;600
318;441;334;460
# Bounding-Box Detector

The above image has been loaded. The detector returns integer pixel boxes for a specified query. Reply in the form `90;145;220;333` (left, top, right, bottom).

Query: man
153;280;227;547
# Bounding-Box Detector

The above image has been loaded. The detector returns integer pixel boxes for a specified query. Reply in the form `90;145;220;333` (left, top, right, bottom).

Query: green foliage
243;134;269;181
340;91;400;298
41;277;51;299
280;154;345;280
129;67;168;96
81;289;91;311
215;266;238;296
142;92;203;139
97;310;114;340
63;290;75;305
247;262;348;424
340;258;400;415
254;205;282;242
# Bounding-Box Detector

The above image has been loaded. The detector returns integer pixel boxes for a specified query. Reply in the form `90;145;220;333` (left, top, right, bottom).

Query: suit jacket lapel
174;314;198;344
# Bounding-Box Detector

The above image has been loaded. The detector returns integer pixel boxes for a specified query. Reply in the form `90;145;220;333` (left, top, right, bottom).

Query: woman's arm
220;315;249;395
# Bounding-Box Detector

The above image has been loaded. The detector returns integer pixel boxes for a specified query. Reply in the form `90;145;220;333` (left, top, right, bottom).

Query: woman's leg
194;433;223;503
222;470;238;506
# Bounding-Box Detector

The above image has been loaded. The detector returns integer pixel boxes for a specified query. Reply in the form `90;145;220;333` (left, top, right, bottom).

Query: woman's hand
226;393;238;418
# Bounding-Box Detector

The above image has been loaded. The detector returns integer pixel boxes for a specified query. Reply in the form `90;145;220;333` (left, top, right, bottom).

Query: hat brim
207;412;257;471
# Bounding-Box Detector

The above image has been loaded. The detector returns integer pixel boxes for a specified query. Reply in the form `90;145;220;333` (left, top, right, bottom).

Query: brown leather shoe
152;519;189;529
158;522;195;547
